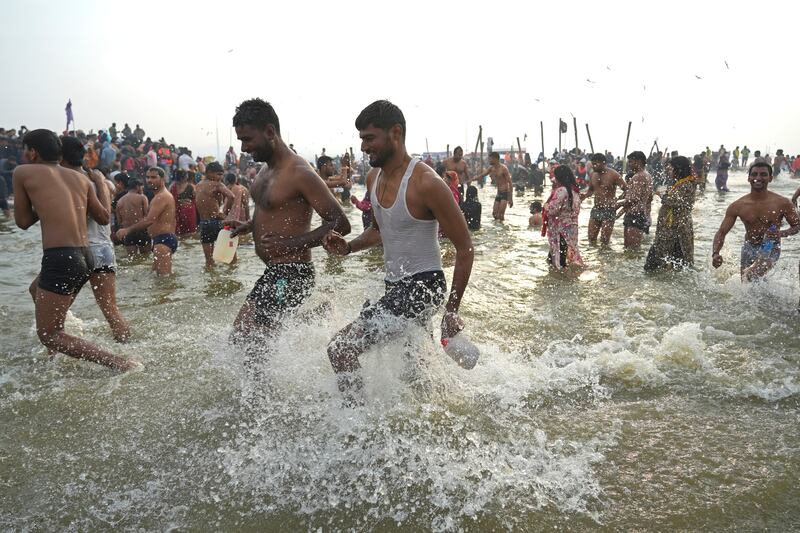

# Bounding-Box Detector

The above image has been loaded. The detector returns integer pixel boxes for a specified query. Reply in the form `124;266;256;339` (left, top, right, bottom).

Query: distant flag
65;99;74;130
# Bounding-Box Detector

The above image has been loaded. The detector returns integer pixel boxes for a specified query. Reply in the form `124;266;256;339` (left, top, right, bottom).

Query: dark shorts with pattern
590;206;617;222
353;270;446;346
494;191;510;202
38;247;93;296
623;212;650;233
199;219;224;244
246;263;315;325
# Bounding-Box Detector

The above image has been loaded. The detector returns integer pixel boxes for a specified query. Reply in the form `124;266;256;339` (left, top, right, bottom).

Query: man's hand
441;312;465;339
116;228;128;241
712;253;723;268
350;196;359;206
322;230;350;256
226;219;252;237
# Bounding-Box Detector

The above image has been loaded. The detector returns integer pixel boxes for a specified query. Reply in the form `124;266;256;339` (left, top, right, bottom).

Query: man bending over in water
712;162;800;281
226;98;350;342
13;129;138;371
116;167;178;275
323;100;474;405
582;152;626;244
473;151;513;220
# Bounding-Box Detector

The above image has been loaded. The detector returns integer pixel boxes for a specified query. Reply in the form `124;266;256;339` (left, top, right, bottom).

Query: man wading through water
226;98;350;343
323;100;474;405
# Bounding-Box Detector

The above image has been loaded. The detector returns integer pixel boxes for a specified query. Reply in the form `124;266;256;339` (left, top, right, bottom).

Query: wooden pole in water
425;138;430;158
573;117;578;151
585;123;595;154
540;121;545;169
474;125;482;155
480;139;484;170
516;136;523;158
558;118;561;154
622;121;632;174
447;144;450;158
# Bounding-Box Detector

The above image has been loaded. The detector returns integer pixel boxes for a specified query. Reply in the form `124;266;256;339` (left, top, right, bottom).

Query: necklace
378;156;410;205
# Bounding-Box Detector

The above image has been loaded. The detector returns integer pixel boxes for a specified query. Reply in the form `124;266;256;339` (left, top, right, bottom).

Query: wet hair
147;166;166;179
529;200;542;214
554;165;577;208
669;156;692;179
489;151;499;160
453;146;463;155
627;150;647;163
114;173;128;186
435;161;446;176
173;169;187;182
355;100;406;139
23;129;62;162
748;161;773;177
127;178;142;190
60;136;86;167
590;153;606;163
232;98;281;134
224;172;237;185
205;161;224;174
466;185;478;202
317;155;333;170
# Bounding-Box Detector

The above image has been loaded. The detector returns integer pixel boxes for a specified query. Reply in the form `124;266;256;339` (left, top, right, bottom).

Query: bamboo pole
585;123;595;154
540;121;545;170
573;117;578;151
622;121;632;174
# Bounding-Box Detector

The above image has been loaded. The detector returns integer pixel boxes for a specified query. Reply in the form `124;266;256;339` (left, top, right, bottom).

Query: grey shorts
89;243;117;274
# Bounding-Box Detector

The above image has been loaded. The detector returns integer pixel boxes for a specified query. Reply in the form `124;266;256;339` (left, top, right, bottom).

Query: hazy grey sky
2;0;798;161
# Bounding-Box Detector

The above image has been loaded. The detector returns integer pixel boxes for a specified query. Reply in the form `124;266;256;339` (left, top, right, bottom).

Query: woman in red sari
169;169;198;235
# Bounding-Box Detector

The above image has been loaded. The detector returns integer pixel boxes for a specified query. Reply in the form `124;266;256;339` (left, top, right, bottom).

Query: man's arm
12;168;38;229
324;170;382;255
466;167;491;183
712;204;738;267
503;167;514;206
791;186;800;206
779;199;800;238
581;174;595;200
86;171;110;225
425;174;474;315
117;195;167;237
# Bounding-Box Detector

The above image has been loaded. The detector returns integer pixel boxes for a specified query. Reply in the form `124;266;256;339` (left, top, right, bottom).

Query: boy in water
529;201;543;228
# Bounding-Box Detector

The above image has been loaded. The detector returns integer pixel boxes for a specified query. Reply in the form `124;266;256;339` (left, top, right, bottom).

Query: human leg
89;271;130;342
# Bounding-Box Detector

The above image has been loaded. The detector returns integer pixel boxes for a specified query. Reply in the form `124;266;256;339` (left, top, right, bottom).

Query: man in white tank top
323;100;474;405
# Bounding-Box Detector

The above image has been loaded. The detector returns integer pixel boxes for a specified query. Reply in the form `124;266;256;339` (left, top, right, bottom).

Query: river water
2;169;799;531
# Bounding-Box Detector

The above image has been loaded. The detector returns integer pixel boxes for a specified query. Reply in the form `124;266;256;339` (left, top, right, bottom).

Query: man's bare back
13;163;107;249
116;191;148;229
195;180;230;221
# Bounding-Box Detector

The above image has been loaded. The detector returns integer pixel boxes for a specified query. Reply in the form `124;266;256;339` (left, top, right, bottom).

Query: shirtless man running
13;129;138;371
474;152;513;220
444;146;471;202
620;151;654;250
226;98;350;342
712;162;800;281
116;167;178;275
115;178;151;256
196;161;235;267
582;152;626;244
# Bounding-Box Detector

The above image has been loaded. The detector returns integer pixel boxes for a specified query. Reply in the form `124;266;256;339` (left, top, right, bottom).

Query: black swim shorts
123;229;152;248
623;212;650;233
246;262;315;325
590;206;617;222
153;233;179;254
199;219;224;244
38;247;93;295
494;192;510;202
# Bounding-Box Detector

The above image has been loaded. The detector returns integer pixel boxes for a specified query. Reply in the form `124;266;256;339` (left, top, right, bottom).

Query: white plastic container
213;227;239;264
441;333;480;369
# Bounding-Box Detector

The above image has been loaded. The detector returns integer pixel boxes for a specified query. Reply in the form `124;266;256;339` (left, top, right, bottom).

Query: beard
368;145;394;168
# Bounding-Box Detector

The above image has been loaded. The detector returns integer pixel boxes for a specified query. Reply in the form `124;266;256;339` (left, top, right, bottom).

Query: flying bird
606;66;612;71
724;60;729;69
227;49;234;53
534;98;540;102
695;75;703;80
586;78;596;83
